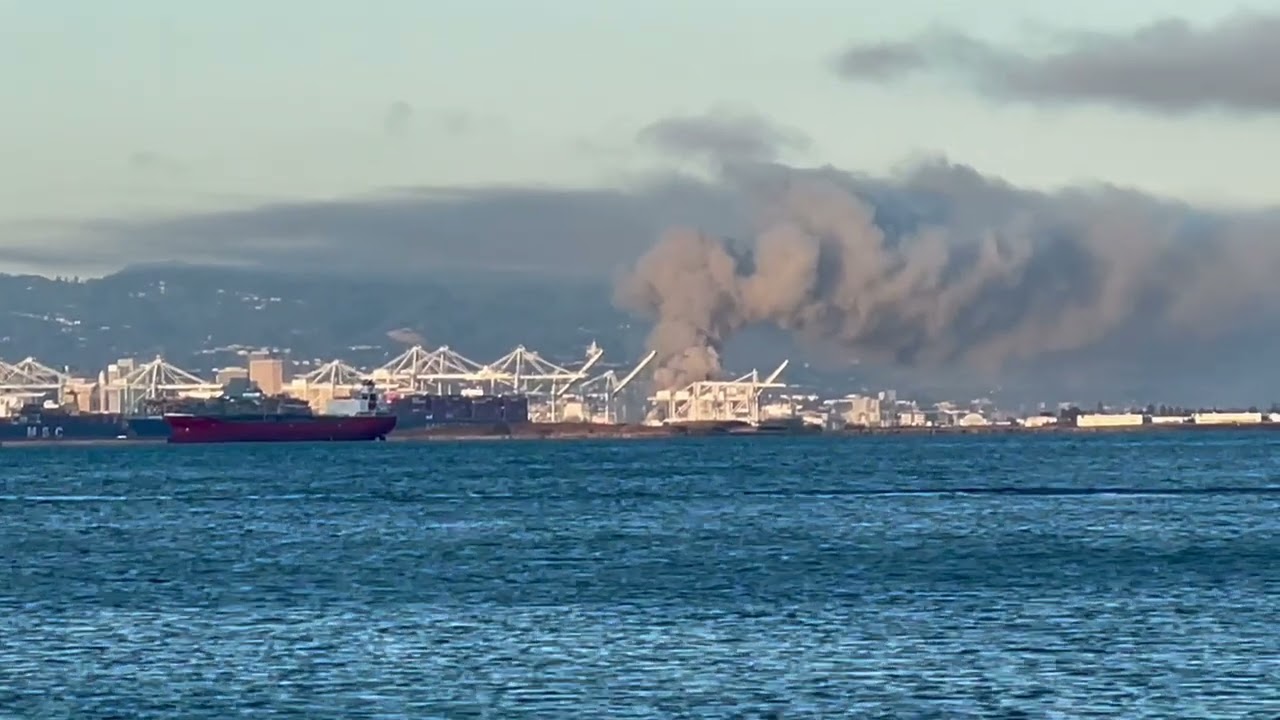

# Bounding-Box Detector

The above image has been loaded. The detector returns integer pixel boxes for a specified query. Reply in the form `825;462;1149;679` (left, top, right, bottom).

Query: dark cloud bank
26;108;1280;404
835;12;1280;114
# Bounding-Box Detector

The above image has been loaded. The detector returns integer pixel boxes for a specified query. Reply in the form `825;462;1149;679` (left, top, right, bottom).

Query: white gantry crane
104;356;222;413
370;344;487;393
483;342;605;422
0;356;69;409
0;356;66;393
285;359;370;411
551;341;606;399
647;359;790;425
302;359;366;388
567;349;657;423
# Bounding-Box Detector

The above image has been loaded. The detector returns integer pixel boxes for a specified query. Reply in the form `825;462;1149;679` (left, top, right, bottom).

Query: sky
3;0;1277;264
4;1;1280;401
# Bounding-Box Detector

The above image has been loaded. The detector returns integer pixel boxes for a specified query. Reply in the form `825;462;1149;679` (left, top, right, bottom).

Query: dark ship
0;401;135;442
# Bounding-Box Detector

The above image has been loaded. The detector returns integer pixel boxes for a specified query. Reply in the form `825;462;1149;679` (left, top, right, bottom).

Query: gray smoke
619;160;1280;388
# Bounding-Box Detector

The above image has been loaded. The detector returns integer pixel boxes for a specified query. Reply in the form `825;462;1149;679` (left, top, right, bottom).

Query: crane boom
611;350;657;397
554;347;606;398
762;359;789;386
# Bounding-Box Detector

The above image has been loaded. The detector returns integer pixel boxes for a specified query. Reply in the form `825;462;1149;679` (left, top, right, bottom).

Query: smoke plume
618;160;1280;388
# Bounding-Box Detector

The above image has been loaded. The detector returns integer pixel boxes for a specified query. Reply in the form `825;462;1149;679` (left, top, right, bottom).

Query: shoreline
5;420;1280;447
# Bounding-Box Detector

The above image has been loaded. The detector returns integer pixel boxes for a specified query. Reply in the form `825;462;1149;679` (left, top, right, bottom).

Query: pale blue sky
1;0;1274;245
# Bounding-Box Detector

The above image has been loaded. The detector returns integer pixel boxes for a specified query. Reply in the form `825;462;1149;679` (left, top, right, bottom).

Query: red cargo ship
165;381;397;444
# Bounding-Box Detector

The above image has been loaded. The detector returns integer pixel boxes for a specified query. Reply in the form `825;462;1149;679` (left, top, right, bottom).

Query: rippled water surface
2;433;1279;718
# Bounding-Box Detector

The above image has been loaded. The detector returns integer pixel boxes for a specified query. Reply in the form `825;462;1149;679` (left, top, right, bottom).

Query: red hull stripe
164;415;398;443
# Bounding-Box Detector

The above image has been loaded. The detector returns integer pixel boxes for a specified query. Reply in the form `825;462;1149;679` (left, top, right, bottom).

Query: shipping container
503;396;529;423
384;392;529;429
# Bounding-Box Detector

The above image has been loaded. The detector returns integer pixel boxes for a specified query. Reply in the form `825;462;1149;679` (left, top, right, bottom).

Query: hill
0;264;647;376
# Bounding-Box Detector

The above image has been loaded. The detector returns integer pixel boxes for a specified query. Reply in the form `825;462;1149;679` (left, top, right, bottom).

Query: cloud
834;13;1280;114
59;178;749;279
638;108;812;164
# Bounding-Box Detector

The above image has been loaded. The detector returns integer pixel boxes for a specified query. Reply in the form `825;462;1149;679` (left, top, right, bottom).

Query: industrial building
1076;413;1146;428
1191;411;1263;425
827;394;884;427
1073;410;1271;428
248;352;287;396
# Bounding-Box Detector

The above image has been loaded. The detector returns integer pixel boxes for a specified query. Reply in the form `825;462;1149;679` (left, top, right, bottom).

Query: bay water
2;433;1277;717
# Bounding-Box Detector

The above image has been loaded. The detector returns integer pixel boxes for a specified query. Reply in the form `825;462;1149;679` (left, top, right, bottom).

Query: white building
1076;413;1146;428
896;409;929;427
1192;412;1263;425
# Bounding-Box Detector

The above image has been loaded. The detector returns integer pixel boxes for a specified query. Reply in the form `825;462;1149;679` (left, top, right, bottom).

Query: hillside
0;264;648;376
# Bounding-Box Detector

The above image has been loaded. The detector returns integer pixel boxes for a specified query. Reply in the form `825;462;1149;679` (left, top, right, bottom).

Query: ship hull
126;416;173;439
0;413;132;442
165;414;398;444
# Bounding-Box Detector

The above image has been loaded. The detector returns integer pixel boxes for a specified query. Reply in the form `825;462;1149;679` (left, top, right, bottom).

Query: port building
248;352;287;396
1074;410;1268;428
1191;411;1263;425
1076;413;1146;428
